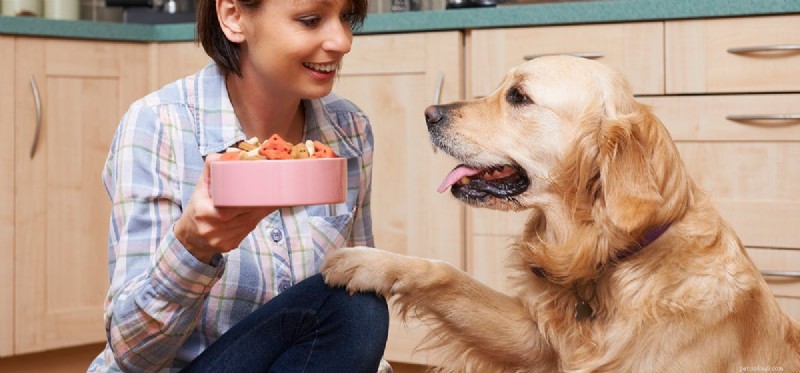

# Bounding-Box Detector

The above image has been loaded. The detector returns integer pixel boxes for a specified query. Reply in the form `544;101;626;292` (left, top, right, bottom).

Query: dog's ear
598;114;662;233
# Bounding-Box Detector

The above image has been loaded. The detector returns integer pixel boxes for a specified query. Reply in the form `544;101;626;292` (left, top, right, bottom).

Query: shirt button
270;229;283;242
278;281;291;292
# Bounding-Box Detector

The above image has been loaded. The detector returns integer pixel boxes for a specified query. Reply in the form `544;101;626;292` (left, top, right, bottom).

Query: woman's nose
322;21;352;54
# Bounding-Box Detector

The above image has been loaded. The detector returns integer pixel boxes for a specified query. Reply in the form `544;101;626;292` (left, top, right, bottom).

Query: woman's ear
217;0;246;43
599;116;662;233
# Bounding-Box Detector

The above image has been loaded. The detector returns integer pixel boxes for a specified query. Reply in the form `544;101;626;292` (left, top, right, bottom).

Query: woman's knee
324;279;389;339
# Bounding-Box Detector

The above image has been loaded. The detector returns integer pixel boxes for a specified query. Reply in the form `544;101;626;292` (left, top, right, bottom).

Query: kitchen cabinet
150;42;211;90
464;16;800;322
1;35;15;358
332;31;465;366
13;37;150;354
656;14;800;319
468;22;664;98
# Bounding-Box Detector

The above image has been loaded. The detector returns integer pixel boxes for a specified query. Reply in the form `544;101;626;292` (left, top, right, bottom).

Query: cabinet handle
29;75;42;159
433;72;445;105
727;44;800;54
431;72;445;153
523;52;605;61
760;270;800;278
726;114;800;125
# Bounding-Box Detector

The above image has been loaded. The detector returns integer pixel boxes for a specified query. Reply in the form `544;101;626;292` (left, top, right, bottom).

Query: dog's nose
425;105;444;128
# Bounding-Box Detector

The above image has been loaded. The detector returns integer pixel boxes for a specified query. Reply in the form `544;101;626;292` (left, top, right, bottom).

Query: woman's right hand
174;153;278;264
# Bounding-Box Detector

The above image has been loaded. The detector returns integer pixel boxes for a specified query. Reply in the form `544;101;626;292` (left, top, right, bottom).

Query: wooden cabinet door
666;15;800;94
332;31;464;365
469;22;664;98
14;37;150;354
152;42;210;90
0;35;15;358
639;94;800;250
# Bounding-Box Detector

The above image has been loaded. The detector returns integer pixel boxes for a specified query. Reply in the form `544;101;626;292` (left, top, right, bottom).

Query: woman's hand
174;153;278;264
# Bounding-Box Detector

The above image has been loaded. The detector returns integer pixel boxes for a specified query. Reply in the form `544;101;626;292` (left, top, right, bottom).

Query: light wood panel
333;31;464;365
152;41;210;90
0;342;103;373
14;37;149;354
639;94;800;141
0;35;15;358
666;15;800;94
639;95;800;249
469;22;664;98
468;209;529;293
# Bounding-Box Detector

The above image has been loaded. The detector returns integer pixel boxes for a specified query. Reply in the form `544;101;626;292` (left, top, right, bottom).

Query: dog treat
259;134;293;159
305;140;315;156
237;137;260;152
311;141;336;159
220;149;242;161
220;134;338;161
291;143;311;159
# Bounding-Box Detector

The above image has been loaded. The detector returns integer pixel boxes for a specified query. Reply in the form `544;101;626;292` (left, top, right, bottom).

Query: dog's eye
506;87;531;105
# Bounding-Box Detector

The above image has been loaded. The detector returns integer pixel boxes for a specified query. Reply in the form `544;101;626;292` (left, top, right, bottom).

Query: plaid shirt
89;63;374;372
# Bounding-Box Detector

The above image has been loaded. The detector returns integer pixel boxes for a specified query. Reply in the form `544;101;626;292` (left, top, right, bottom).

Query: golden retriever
321;55;800;372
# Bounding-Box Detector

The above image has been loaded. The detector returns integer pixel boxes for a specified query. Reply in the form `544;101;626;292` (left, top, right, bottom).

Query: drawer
666;15;800;94
638;94;800;141
748;248;800;298
469;22;664;98
640;95;800;249
748;247;800;321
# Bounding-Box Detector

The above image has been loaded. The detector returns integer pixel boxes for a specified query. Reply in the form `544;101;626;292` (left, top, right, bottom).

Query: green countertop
1;0;799;42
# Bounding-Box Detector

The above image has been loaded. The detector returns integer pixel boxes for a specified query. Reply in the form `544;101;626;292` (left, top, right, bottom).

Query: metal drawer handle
726;114;800;125
761;270;800;278
524;52;605;61
727;44;800;54
29;75;42;159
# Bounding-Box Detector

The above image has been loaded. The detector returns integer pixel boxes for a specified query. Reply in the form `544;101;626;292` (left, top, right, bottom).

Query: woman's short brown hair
196;0;368;77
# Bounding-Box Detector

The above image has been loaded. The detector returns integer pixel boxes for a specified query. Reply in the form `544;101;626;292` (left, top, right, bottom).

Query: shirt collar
190;63;361;159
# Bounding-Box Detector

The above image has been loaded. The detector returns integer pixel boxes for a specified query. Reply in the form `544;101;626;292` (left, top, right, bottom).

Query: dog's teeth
460;176;471;185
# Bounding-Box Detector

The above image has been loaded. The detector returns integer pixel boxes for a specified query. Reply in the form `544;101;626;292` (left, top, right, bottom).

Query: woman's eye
298;16;321;27
506;87;530;105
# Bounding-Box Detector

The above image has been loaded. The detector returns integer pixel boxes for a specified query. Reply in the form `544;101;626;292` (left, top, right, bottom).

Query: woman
88;0;389;371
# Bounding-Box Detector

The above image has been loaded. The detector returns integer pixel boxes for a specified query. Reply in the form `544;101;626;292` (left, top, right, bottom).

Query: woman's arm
102;104;225;372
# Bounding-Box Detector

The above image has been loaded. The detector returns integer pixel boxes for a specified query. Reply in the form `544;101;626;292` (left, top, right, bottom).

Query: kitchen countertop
1;0;799;42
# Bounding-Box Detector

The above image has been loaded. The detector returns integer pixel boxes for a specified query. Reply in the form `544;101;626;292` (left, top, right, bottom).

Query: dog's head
429;56;682;266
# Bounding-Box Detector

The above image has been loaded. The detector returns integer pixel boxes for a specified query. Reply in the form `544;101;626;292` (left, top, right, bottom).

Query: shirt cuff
150;228;226;308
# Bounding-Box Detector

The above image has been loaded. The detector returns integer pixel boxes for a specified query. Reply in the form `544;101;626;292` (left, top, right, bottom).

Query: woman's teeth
303;62;338;72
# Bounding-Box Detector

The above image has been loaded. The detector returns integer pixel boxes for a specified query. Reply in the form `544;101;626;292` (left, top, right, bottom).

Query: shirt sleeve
101;102;225;372
348;112;375;247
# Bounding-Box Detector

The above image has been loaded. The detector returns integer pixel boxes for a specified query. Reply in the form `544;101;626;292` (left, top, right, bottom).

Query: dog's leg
321;247;557;372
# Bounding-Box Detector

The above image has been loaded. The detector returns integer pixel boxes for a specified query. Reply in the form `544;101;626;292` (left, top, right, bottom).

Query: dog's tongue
438;165;483;193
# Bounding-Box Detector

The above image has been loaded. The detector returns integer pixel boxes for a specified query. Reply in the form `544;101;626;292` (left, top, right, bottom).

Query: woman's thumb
201;153;222;196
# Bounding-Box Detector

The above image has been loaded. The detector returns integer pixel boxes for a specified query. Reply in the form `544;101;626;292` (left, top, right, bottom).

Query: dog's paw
321;246;405;297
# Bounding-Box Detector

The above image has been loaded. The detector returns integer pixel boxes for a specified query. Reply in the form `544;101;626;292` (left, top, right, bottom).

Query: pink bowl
210;158;347;207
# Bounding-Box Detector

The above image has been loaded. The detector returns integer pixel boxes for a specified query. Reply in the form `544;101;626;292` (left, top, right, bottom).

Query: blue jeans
181;274;389;373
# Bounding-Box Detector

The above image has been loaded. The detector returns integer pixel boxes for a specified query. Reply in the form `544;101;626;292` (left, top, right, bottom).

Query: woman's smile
303;61;340;80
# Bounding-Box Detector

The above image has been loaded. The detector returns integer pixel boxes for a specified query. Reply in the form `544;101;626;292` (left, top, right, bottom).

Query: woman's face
239;0;355;100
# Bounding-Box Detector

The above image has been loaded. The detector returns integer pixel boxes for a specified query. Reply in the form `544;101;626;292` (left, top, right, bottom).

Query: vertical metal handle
29;75;42;159
433;72;445;105
431;73;445;153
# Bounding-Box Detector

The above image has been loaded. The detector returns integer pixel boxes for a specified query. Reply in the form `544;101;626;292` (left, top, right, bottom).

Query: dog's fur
322;56;800;372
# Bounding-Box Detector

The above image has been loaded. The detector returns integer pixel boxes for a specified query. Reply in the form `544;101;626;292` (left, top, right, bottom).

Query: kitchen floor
0;343;429;372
